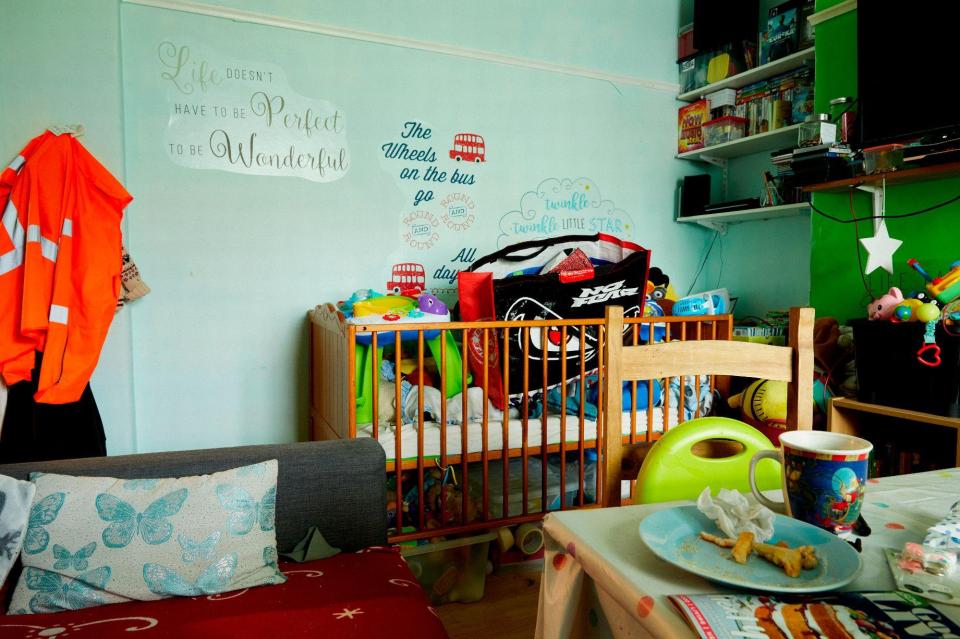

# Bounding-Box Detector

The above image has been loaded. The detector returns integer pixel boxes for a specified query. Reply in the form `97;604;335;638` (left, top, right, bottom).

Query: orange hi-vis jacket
1;131;132;403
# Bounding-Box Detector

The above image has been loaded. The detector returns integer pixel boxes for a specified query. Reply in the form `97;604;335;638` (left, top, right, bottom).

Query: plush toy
418;471;480;529
376;380;398;426
647;267;677;314
437;485;480;527
867;287;904;320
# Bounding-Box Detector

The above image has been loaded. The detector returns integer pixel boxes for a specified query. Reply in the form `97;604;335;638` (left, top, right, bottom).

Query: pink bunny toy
867;287;904;320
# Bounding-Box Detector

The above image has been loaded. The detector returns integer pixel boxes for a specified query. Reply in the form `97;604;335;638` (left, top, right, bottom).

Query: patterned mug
748;430;873;534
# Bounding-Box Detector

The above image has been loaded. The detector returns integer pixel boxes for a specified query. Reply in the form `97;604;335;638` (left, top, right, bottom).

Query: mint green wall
714;152;812;319
3;0;710;454
0;0;136;453
811;2;960;322
198;0;682;85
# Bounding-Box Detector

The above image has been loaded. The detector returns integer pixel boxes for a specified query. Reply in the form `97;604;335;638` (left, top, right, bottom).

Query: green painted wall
811;1;960;322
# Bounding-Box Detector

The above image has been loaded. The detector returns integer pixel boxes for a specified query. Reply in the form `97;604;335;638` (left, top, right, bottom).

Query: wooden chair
601;305;815;507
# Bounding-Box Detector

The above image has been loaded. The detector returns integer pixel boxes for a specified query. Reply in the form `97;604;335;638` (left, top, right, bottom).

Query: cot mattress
360;409;682;463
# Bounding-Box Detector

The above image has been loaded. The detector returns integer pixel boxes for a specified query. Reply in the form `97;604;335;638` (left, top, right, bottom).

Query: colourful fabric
0;131;131;403
536;468;960;638
8;461;284;614
0;548;447;638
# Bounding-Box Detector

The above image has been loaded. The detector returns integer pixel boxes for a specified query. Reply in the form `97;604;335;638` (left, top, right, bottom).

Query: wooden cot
308;303;812;541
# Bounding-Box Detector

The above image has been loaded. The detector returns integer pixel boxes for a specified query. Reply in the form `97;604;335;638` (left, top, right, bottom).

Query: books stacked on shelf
671;591;960;639
793;143;854;159
735;67;813;136
875;440;946;476
770;147;804;204
792;144;855;185
772;146;794;173
770;144;855;187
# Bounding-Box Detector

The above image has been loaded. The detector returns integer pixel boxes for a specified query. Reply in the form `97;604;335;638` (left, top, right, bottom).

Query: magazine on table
669;590;960;639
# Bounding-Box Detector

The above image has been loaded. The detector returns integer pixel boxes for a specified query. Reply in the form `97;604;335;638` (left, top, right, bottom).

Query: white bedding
359;409;684;462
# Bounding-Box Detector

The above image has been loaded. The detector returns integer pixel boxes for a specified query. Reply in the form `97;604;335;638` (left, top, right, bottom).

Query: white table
536;468;960;638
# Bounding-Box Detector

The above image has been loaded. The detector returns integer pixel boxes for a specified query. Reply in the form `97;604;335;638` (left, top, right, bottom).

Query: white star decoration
334;608;364;620
859;221;902;275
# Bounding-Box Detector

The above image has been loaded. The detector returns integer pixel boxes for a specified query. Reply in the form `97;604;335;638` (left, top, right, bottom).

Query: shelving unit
675;202;810;231
828;397;960;470
676;124;802;163
674;30;814;234
677;46;816;103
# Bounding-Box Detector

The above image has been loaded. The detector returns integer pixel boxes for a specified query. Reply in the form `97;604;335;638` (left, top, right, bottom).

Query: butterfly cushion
1;474;37;588
7;461;285;615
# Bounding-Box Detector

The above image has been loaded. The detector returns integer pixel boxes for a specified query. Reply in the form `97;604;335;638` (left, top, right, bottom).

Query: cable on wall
810;192;960;223
848;192;876;299
685;230;720;296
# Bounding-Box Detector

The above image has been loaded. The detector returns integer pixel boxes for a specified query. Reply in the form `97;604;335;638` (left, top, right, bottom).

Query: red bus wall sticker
449;133;486;163
387;263;426;295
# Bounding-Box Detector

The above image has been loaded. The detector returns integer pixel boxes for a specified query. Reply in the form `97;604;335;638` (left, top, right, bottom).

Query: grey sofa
0;438;387;553
0;439;452;637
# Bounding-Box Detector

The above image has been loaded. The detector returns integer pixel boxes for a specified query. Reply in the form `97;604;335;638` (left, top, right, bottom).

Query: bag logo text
571;280;638;307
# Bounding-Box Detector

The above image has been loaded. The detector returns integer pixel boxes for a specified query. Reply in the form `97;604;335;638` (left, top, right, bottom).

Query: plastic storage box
487;454;598;517
678;53;710;94
851;319;960;417
702;116;748;146
798;114;837;147
678;57;697;93
863;144;905;174
402;532;495;604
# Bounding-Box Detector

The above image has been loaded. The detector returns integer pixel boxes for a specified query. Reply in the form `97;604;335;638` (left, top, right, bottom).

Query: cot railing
309;306;732;542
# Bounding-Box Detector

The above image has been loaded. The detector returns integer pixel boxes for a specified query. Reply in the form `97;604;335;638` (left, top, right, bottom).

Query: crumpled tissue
696;487;775;542
924;500;960;550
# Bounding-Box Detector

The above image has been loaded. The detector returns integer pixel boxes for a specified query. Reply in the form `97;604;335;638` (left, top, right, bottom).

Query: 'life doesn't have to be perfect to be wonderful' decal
157;39;350;183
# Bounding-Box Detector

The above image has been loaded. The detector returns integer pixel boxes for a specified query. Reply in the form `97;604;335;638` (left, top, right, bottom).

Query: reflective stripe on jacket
0;132;132;403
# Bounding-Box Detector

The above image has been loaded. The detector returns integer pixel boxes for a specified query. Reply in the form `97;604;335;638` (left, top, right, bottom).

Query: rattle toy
892;298;922;322
910;258;960;304
917;303;942;367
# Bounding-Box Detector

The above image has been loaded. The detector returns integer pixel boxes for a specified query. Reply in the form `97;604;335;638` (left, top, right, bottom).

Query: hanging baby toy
906;258;960;367
916;302;942;367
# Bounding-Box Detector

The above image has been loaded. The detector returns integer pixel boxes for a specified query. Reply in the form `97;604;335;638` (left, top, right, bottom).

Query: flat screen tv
858;2;960;147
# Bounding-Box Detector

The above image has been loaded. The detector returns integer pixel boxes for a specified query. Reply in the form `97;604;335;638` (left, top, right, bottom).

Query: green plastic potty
634;416;782;504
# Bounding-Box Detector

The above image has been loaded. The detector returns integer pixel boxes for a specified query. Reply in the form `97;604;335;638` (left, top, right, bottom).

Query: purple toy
867;287;904;321
418;293;448;316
